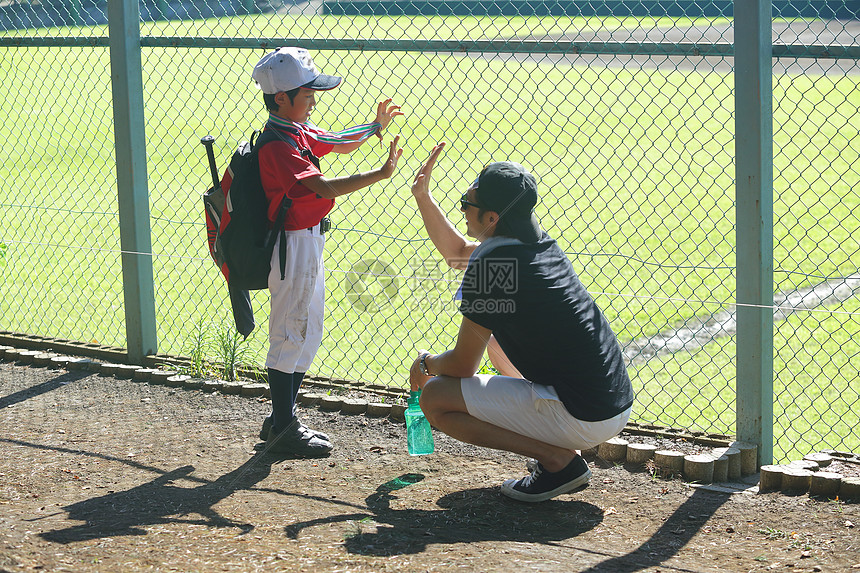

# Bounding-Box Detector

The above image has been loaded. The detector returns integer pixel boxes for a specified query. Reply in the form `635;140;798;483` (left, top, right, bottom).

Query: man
408;142;634;502
251;47;403;457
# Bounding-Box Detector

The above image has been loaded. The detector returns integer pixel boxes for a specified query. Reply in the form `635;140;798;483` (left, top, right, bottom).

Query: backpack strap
260;123;322;169
253;127;305;282
279;225;287;281
255;127;291;149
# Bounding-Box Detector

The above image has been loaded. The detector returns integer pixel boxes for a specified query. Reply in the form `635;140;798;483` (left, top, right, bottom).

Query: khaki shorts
460;374;631;450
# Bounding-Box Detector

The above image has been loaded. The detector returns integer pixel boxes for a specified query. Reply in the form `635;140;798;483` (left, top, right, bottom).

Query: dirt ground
1;361;858;573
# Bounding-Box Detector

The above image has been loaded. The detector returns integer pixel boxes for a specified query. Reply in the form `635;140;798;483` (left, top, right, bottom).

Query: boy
251;47;403;457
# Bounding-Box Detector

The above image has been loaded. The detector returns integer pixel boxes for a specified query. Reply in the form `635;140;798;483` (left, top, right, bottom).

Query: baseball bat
200;135;220;190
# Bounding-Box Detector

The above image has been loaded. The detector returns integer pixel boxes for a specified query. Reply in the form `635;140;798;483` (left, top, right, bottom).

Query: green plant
214;322;248;382
0;242;6;267
252;368;268;383
788;533;812;550
830;496;844;513
645;460;659;482
180;316;210;378
757;527;787;539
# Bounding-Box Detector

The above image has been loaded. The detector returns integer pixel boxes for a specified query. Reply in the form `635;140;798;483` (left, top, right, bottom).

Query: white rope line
2;239;205;263
2;238;860;317
589;290;860;318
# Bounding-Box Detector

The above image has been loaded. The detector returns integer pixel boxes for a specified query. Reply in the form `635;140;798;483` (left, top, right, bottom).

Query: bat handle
200;135;220;189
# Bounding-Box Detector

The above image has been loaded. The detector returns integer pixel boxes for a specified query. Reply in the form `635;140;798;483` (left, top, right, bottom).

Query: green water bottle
406;390;434;456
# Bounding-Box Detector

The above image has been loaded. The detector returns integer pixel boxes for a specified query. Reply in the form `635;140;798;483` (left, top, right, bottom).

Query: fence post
734;0;774;465
107;0;157;362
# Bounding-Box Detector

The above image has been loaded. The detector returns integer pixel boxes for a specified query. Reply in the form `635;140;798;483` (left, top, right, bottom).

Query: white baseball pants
266;226;325;373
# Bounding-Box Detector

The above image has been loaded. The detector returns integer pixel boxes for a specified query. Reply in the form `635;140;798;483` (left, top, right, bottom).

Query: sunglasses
460;192;482;212
460;176;482;212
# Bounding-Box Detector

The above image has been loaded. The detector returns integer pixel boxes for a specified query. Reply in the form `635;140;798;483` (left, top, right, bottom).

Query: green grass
1;14;858;460
630;295;860;460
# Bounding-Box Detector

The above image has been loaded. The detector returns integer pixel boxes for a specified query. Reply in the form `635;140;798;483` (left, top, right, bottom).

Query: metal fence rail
0;0;858;463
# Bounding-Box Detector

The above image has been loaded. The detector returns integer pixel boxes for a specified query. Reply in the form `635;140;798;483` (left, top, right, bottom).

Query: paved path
475;19;860;75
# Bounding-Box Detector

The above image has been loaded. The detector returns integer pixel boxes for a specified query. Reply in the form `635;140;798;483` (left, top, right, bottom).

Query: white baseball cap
252;47;342;94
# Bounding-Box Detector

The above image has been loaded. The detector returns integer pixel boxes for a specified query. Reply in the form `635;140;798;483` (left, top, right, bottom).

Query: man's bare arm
409;318;491;392
487;335;523;378
411;142;477;270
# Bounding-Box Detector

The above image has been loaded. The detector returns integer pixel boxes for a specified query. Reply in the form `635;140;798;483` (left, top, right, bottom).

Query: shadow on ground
287;473;605;556
40;453;275;543
286;470;731;569
0;371;88;410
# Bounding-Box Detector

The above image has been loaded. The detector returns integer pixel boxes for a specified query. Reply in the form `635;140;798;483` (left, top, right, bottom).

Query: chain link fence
0;0;858;462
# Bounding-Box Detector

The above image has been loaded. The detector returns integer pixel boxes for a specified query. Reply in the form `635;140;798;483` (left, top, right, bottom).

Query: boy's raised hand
411;142;446;199
379;135;403;179
374;98;404;137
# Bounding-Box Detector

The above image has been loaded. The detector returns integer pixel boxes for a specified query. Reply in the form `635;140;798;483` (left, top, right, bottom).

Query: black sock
267;368;296;433
291;372;305;418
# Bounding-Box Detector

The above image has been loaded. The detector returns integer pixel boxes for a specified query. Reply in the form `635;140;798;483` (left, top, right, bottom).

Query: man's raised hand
411;142;446;199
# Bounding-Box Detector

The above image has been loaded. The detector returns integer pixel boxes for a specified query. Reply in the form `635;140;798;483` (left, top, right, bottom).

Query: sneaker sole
264;442;333;458
500;468;592;502
261;417;329;442
265;425;333;458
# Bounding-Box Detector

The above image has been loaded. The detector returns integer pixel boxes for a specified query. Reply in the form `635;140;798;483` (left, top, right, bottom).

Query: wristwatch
419;353;433;376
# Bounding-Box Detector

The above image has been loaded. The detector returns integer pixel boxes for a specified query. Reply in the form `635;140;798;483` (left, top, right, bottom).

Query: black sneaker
501;455;591;502
266;419;333;458
260;416;272;441
260;415;330;442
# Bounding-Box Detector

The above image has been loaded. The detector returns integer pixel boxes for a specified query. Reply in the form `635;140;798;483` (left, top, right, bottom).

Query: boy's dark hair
263;88;300;112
